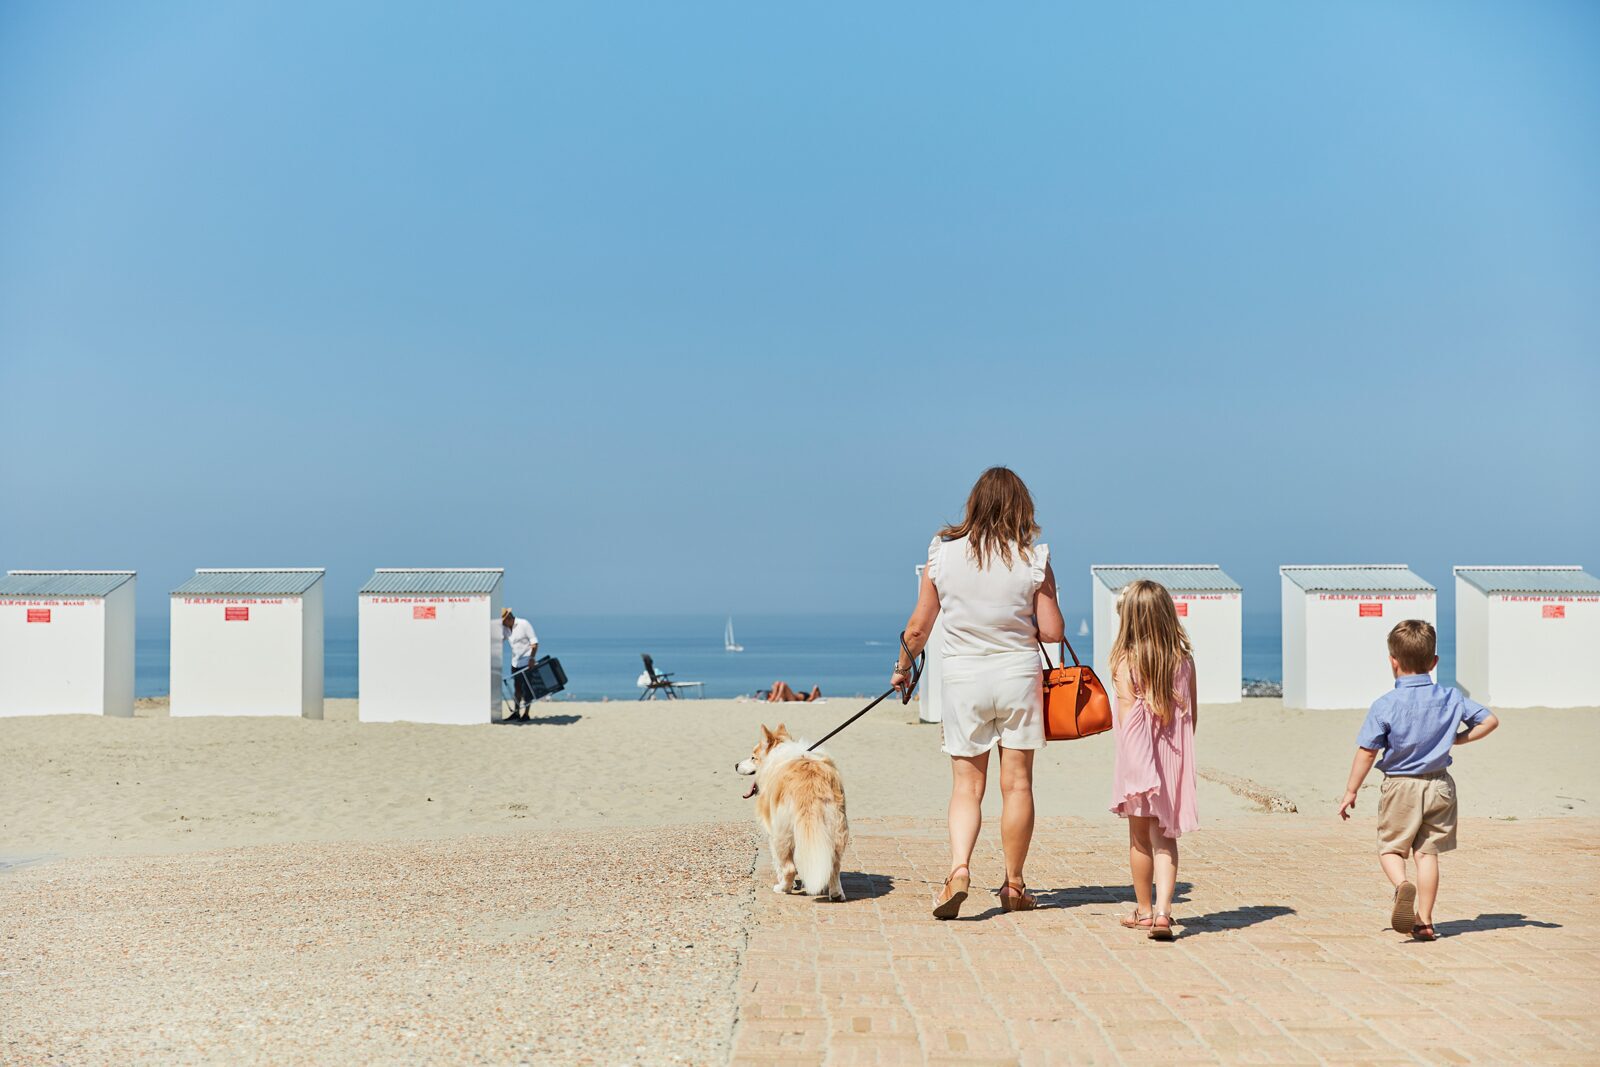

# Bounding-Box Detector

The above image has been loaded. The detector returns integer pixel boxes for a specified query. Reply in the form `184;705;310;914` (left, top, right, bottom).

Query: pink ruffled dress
1109;658;1199;838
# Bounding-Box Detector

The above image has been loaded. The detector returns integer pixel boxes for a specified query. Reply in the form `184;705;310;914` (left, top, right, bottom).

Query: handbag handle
1037;636;1084;670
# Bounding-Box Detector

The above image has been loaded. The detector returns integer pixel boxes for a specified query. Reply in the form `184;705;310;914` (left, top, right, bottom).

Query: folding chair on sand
501;656;569;718
638;653;704;700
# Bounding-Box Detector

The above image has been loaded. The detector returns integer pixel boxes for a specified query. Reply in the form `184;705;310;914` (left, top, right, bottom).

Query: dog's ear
774;722;788;739
760;723;775;744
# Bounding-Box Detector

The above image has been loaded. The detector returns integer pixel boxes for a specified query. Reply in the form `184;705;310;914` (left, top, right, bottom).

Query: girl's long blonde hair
1109;580;1193;722
938;467;1040;569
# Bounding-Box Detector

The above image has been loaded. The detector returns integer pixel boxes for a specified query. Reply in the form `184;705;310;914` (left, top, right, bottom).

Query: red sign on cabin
413;605;437;620
225;607;250;622
1174;602;1188;617
1543;604;1566;619
26;608;51;623
1359;603;1383;617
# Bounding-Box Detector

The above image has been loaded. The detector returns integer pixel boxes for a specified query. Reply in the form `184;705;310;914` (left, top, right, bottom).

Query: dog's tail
793;804;840;897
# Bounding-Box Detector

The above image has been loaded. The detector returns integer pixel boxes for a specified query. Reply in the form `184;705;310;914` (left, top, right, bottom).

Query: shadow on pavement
1177;904;1296;937
838;872;896;901
1036;882;1194;910
1434;912;1562;937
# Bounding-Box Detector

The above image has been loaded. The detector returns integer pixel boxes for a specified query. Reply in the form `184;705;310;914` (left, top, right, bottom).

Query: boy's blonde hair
1109;580;1193;723
1387;619;1437;674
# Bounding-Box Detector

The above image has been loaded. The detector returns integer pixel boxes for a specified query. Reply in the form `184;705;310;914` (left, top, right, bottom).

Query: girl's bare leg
948;753;989;871
997;746;1035;887
1151;825;1179;915
1128;816;1155;915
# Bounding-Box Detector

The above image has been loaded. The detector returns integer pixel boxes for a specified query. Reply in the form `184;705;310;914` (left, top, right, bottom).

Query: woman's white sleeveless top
926;535;1048;657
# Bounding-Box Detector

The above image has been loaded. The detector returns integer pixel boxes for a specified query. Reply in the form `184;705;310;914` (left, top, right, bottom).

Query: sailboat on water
724;616;744;652
1077;619;1090;637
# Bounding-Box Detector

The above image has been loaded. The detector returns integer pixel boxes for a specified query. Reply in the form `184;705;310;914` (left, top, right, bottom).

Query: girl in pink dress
1108;579;1199;941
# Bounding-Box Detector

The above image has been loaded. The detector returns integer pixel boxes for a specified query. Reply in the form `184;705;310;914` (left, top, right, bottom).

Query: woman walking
892;467;1064;918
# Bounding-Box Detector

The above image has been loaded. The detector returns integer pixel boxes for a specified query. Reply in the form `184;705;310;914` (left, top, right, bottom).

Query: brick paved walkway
731;816;1599;1065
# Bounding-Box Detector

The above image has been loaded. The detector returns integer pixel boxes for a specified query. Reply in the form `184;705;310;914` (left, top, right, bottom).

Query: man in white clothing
502;607;540;721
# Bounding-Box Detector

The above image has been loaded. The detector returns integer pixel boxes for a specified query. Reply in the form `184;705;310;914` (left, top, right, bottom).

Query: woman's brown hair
1109;580;1194;723
938;467;1040;569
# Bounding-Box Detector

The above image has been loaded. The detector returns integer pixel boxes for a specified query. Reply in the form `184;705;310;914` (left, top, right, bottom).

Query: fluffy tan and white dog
735;723;850;901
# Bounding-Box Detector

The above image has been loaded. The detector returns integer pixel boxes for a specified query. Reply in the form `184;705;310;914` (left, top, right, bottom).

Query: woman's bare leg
1128;816;1155;916
997;747;1035;887
769;682;794;702
948;753;989;872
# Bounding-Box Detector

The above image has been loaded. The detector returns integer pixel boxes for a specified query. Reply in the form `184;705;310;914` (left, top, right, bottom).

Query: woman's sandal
1412;922;1438;942
998;880;1037;912
1149;910;1175;941
1120;910;1153;930
932;865;970;920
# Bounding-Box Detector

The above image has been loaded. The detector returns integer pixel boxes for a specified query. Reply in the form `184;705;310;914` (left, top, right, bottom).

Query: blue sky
1;1;1596;621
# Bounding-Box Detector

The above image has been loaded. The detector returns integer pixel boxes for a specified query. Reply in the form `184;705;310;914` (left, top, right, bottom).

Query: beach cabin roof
1454;566;1600;596
359;568;503;595
172;569;325;597
1280;565;1434;594
0;570;135;597
1092;565;1242;593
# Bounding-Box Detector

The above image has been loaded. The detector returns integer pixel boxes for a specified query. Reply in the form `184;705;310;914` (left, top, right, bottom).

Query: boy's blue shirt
1357;675;1492;776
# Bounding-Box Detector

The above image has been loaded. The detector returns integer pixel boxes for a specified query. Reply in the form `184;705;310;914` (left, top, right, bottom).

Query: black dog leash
807;633;924;752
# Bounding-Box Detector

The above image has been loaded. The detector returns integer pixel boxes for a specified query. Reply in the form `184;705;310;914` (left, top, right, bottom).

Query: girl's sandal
1148;910;1176;941
932;865;970;920
1120;910;1153;930
999;880;1037;912
1412;922;1438;942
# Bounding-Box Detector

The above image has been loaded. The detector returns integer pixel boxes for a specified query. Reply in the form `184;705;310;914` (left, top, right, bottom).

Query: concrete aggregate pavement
731;816;1599;1066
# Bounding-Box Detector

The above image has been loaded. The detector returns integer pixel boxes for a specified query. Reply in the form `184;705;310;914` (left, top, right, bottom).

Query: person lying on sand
764;681;823;702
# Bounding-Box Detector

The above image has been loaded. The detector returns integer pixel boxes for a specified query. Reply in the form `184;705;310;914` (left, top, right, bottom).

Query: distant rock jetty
1242;678;1283;698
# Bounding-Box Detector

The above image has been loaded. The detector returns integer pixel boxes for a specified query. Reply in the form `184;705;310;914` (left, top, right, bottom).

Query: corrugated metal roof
0;571;135;597
1092;565;1242;593
172;569;325;596
359;569;503;595
1454;566;1600;596
1281;565;1434;593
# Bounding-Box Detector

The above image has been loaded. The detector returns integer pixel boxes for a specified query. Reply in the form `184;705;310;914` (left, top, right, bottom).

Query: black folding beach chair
502;656;568;715
639;653;703;700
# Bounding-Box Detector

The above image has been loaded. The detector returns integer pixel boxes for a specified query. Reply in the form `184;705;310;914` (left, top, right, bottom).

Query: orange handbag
1039;638;1113;741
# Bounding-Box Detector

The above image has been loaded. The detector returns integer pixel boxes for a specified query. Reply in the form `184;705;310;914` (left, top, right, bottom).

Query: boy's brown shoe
1391;882;1417;935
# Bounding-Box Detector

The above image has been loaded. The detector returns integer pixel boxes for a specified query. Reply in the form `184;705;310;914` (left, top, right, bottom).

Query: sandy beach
2;697;1594;861
5;699;1598;1064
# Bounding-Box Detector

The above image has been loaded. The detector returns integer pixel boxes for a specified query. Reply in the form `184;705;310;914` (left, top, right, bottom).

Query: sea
133;612;1457;701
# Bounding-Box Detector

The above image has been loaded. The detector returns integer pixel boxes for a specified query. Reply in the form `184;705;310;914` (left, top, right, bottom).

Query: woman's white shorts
940;651;1044;757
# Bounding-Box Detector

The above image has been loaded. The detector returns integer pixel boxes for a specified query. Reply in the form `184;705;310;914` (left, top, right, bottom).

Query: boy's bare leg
1414;852;1439;924
1379;851;1409;888
1128;816;1155;916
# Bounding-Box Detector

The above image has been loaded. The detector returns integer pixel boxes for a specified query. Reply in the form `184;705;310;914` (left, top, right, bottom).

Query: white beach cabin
1092;565;1243;705
170;569;325;718
0;570;136;717
914;562;941;724
359;569;503;724
1281;565;1436;710
1454;566;1600;709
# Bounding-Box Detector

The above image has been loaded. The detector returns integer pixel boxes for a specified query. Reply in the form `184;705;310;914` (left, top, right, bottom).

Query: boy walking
1338;620;1499;940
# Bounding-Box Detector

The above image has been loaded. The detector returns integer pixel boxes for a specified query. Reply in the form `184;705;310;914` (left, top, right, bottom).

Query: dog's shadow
836;871;896;902
1433;912;1562;937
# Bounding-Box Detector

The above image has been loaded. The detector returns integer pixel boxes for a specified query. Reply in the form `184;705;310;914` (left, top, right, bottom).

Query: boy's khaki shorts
1377;771;1457;856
